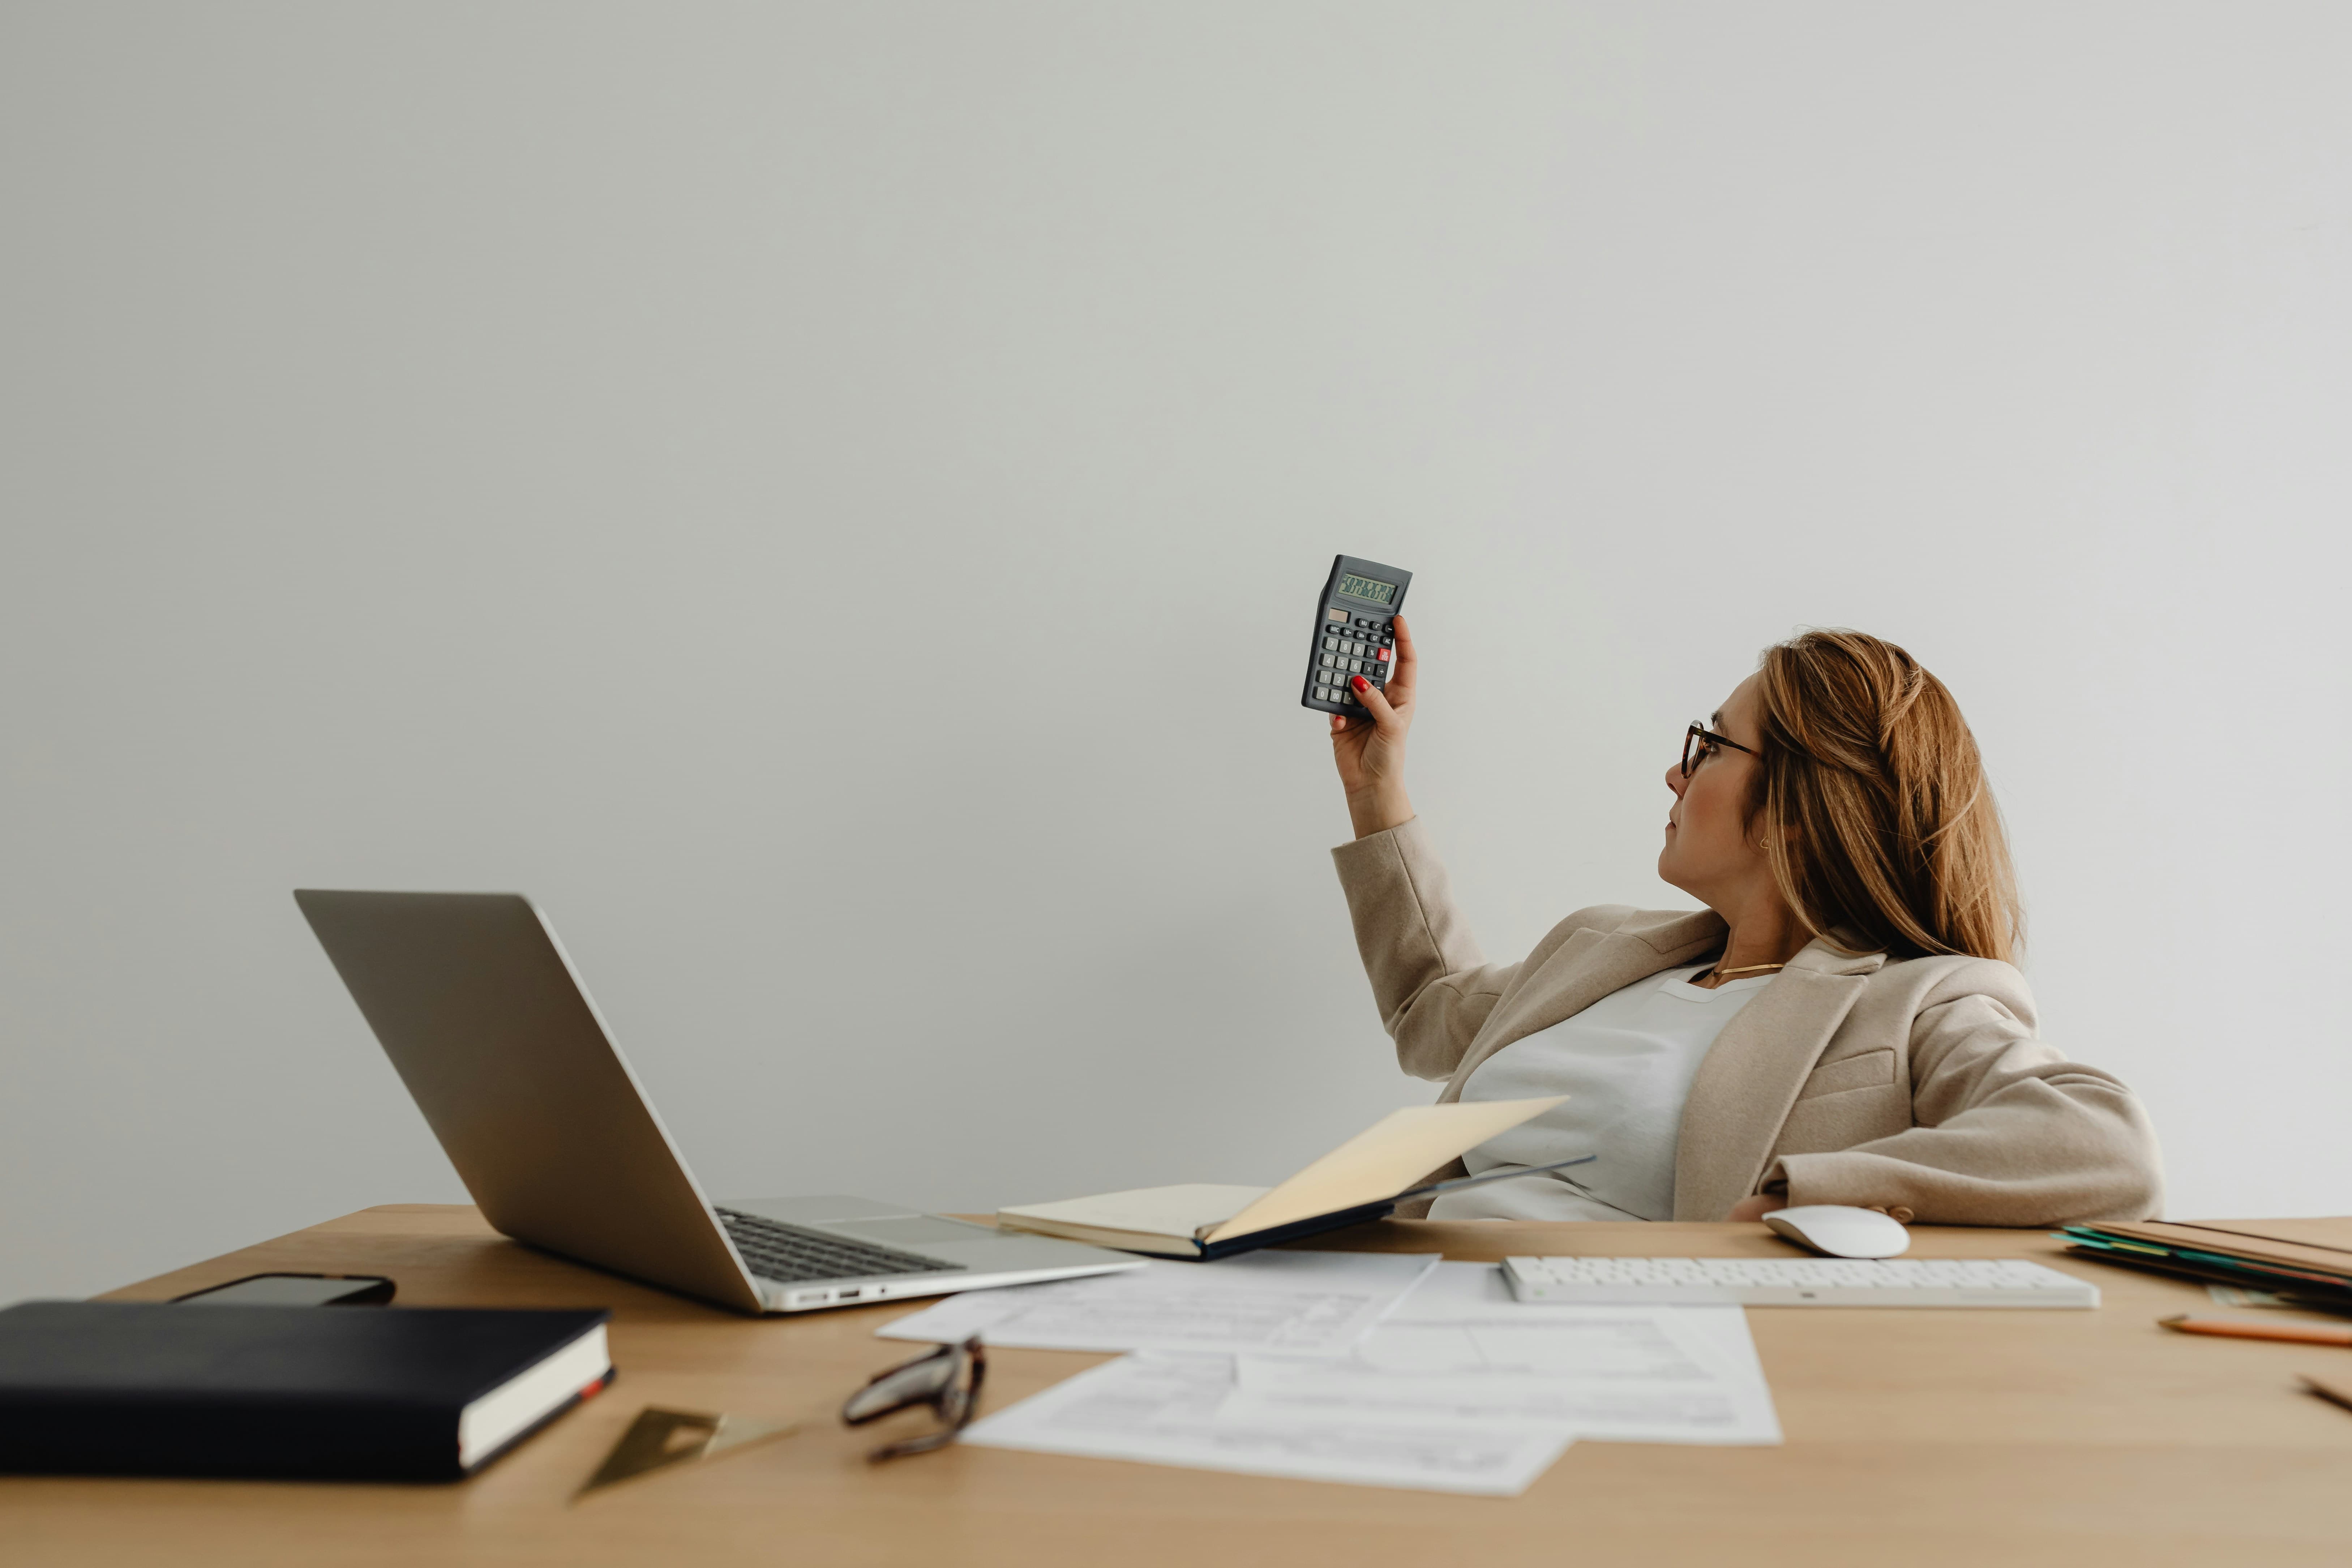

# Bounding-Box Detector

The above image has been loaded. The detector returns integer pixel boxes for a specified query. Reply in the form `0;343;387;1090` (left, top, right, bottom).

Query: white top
1430;964;1770;1222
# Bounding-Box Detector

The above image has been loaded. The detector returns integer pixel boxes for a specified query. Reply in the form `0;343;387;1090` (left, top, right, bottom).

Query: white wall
4;3;2347;1304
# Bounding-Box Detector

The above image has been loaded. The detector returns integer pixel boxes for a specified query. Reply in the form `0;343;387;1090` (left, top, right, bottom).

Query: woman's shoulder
1543;904;1725;952
1870;951;2038;1022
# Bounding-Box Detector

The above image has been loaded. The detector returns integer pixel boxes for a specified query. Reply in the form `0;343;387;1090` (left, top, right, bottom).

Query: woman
1328;623;2161;1225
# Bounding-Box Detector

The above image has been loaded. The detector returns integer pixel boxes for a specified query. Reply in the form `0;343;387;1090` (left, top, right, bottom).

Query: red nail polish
1351;676;1367;690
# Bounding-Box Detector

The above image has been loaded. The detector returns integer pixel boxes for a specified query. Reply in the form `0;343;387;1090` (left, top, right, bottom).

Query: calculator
1302;554;1411;717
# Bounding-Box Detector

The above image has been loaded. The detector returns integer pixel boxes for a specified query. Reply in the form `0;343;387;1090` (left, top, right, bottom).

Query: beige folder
2094;1218;2352;1284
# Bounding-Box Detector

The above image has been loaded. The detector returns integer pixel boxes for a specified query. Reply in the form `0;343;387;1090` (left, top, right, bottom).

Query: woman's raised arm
1331;613;1419;839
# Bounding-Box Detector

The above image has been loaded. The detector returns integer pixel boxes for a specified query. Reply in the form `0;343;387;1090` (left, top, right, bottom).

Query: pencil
2158;1315;2352;1347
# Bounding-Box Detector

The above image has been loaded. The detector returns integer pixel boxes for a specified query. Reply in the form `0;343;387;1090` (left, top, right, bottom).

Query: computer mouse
1762;1205;1911;1259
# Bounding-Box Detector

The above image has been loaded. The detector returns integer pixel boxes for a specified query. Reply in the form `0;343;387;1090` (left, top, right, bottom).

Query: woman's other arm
1764;965;2165;1225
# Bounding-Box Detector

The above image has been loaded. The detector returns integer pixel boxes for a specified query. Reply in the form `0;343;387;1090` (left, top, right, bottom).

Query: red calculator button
1376;648;1391;662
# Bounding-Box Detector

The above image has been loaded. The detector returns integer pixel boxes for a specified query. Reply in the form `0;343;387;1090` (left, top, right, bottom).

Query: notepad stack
2060;1217;2352;1310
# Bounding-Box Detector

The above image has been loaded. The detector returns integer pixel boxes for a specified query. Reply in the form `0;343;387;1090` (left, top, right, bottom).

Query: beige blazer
1334;818;2163;1225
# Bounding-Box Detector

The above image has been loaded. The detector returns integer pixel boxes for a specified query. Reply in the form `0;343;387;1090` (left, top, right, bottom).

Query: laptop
294;890;1143;1313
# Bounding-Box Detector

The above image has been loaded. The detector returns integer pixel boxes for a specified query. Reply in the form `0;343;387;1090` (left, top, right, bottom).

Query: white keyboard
1503;1255;2098;1308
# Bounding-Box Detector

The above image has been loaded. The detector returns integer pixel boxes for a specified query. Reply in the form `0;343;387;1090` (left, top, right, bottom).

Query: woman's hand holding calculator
1331;614;1419;840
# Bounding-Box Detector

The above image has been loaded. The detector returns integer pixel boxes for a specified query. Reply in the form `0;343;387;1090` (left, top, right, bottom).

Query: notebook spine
0;1392;465;1481
1192;1200;1399;1261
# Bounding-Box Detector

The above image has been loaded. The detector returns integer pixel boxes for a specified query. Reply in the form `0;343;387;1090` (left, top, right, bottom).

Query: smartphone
170;1273;397;1307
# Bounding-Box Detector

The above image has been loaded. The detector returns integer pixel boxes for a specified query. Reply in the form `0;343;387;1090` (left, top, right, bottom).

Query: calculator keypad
1311;610;1395;707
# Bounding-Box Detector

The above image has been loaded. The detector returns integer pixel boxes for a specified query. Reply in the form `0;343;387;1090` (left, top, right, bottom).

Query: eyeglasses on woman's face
1682;721;1761;780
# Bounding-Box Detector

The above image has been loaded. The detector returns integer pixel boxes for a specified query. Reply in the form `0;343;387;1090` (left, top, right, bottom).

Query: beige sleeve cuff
1329;814;1428;871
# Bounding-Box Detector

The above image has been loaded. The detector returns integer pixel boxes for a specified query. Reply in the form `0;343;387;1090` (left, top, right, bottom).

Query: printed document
959;1351;1573;1496
877;1251;1440;1357
1225;1262;1782;1445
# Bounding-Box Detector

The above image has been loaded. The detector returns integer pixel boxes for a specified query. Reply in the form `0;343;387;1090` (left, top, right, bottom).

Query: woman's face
1659;673;1772;905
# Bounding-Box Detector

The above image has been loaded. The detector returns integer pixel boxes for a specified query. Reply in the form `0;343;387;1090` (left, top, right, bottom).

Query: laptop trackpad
825;1216;997;1247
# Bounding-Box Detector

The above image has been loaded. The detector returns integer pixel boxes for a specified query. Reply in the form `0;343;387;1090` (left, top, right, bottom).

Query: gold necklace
1708;961;1788;980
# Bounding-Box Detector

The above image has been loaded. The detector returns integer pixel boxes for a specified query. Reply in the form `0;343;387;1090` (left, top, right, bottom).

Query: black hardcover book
0;1301;612;1481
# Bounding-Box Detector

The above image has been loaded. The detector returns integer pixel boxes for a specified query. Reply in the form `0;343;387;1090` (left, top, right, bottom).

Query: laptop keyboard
715;1208;968;1285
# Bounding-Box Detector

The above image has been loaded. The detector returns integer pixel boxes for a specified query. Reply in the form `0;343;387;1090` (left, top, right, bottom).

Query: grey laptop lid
294;890;766;1314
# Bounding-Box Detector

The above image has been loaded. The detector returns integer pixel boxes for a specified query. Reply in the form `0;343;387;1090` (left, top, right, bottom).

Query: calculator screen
1336;573;1398;605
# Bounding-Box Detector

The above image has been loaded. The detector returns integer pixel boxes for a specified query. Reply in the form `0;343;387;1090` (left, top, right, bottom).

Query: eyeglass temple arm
844;1335;981;1419
1392;1153;1596;1204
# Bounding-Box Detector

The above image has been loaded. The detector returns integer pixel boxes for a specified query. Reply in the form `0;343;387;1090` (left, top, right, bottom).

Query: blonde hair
1750;630;2021;963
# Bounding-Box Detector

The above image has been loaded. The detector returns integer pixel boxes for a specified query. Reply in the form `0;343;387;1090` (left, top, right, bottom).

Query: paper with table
875;1250;1442;1356
1226;1261;1781;1446
898;1254;1779;1493
960;1352;1575;1496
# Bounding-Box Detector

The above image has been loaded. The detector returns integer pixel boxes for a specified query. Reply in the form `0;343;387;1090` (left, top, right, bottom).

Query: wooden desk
8;1206;2351;1566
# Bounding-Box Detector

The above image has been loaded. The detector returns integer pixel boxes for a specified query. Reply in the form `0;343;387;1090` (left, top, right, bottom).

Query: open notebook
996;1098;1584;1259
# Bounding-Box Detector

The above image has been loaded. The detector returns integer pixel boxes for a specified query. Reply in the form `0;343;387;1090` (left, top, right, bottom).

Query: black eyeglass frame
840;1334;988;1461
1682;721;1761;779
